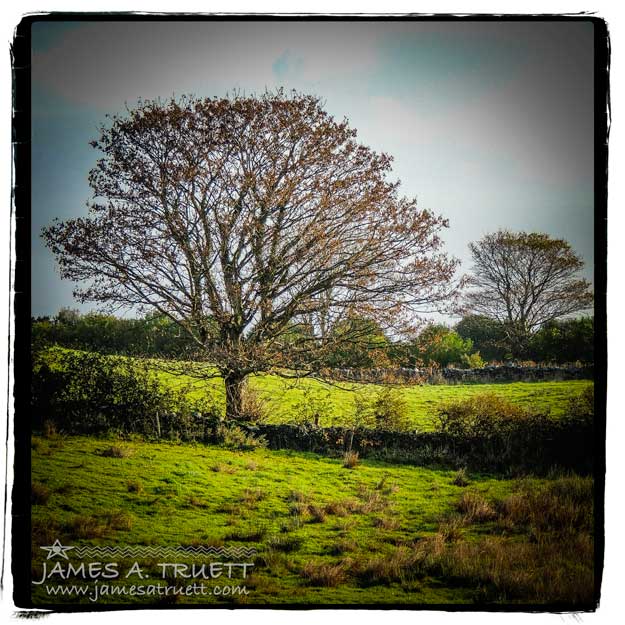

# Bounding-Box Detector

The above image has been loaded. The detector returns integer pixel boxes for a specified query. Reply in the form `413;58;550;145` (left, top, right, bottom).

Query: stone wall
328;364;593;384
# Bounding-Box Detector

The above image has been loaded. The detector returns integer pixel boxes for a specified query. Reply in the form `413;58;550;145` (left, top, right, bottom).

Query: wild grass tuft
31;481;51;505
301;561;347;587
456;491;496;523
452;468;469;487
126;480;142;493
342;450;359;469
101;445;132;458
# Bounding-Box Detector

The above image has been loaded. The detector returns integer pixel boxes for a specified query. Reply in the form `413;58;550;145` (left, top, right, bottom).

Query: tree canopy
42;91;460;418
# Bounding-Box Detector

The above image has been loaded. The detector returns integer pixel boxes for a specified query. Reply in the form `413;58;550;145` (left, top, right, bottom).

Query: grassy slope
164;369;592;430
40;346;593;430
31;436;593;606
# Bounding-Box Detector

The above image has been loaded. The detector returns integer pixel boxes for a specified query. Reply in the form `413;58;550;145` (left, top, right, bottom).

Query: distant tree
324;315;390;369
42;91;459;420
529;317;594;364
455;314;508;362
32;309;201;357
411;323;474;368
463;231;593;357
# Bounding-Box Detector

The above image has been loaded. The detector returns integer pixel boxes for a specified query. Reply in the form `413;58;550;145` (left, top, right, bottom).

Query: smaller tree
463;231;593;357
324;315;390;369
529;317;594;364
455;314;508;362
412;324;474;368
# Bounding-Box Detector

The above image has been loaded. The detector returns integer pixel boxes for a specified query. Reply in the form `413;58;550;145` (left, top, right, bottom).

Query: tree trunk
224;371;247;421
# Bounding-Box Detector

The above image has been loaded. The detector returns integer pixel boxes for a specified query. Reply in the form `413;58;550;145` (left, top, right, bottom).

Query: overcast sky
30;19;596;321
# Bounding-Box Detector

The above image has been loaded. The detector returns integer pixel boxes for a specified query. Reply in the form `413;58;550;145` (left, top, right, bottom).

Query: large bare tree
463;230;593;356
43;91;459;419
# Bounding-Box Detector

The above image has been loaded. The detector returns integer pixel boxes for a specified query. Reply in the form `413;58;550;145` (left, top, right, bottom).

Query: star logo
40;539;75;560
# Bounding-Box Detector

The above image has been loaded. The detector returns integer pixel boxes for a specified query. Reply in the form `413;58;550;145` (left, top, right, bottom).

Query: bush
291;387;333;427
434;393;550;439
564;385;594;426
460;352;485;369
216;423;268;450
31;347;218;438
432;394;562;472
351;386;410;431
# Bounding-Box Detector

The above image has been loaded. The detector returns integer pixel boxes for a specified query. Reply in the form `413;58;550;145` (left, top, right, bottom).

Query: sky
30;18;596;321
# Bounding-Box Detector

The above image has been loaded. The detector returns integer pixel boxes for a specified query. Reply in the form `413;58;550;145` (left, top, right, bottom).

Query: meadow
31;435;594;606
37;346;593;430
29;347;596;607
147;359;593;430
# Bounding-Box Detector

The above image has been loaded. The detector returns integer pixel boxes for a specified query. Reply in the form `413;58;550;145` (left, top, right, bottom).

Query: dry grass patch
301;561;347;587
31;481;51;505
431;534;594;604
224;527;267;542
64;515;108;539
240;487;266;507
372;515;401;531
266;534;304;553
456;491;497;523
354;546;423;586
101;445;132;458
307;504;327;523
452;468;469;487
328;537;358;555
324;500;349;517
342;451;359;469
188;495;209;508
105;510;133;531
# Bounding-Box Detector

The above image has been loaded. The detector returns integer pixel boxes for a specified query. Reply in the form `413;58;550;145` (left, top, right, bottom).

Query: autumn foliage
42;91;459;418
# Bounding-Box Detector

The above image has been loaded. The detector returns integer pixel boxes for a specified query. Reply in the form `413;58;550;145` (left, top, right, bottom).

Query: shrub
291;387;333;427
216;424;268;450
460;351;485;369
432;393;560;471
434;393;545;439
31;347;217;438
564;386;594;426
370;387;410;430
452;467;469;487
351;386;410;431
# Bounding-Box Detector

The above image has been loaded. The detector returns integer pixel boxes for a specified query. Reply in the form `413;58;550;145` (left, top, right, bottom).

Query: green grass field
39;346;593;430
31;435;594;606
161;367;592;430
